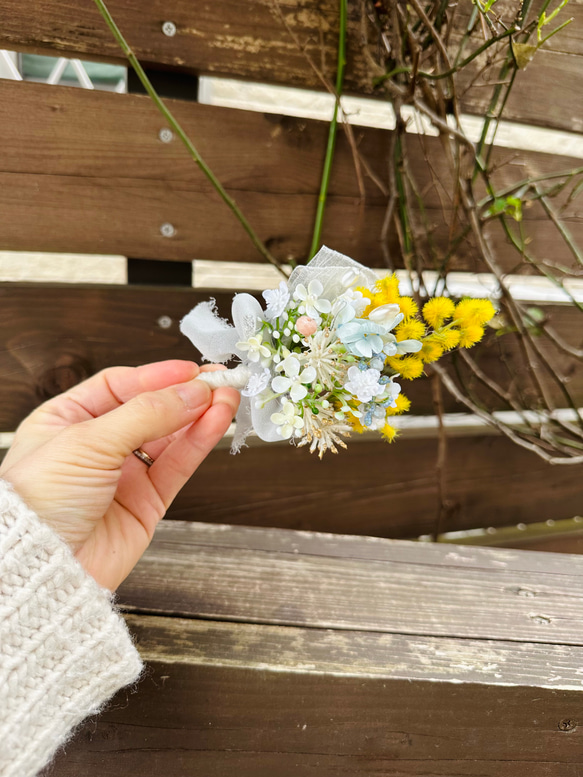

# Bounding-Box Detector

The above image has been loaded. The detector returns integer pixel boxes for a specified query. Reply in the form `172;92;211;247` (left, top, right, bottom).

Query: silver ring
132;448;155;467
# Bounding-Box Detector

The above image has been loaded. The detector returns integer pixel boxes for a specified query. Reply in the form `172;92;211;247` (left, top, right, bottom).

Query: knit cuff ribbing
0;479;143;777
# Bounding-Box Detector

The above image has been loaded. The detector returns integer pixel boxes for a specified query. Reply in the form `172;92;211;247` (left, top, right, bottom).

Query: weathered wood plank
118;521;583;644
44;748;583;777
4;169;582;270
0;284;232;428
126;615;583;689
3;80;581;204
0;81;387;200
3;283;582;423
140;519;583;576
2;80;583;269
0;170;391;265
1;282;582;539
43;615;583;776
3;1;583;134
177;434;583;538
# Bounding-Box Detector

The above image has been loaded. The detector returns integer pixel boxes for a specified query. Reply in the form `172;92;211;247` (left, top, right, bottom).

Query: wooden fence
1;8;582;542
2;2;583;773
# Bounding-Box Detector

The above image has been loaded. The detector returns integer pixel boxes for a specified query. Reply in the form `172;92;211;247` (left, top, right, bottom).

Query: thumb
78;378;212;465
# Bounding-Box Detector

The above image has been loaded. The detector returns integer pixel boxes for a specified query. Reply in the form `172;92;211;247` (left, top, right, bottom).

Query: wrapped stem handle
197;363;251;390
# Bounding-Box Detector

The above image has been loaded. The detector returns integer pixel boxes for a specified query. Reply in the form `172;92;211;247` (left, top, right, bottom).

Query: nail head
160;222;176;238
159;128;174;143
162;21;177;37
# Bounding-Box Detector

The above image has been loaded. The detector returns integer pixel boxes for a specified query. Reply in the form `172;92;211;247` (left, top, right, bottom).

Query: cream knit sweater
0;479;143;777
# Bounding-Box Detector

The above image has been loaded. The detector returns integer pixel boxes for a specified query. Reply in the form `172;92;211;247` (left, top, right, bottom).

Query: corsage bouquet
181;246;494;456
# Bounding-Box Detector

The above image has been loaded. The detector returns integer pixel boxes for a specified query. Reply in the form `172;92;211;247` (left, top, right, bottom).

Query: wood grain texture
1;282;582;539
125;615;583;689
42;518;583;776
133;520;583;576
2;283;583;422
43;612;583;775
43;660;583;776
2;1;583;134
0;284;232;428
2;80;583;268
118;520;583;644
175;434;583;538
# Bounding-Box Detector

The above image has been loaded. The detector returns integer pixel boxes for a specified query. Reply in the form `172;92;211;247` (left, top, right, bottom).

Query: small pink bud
295;316;318;336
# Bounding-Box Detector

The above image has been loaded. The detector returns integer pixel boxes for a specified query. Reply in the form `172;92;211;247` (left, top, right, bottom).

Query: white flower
331;298;357;326
381;333;398;357
344;366;387;403
236;334;271;363
396;339;423;354
380;332;421;356
338;288;369;317
340;268;360;288
272;355;316;402
241;368;270;397
384;379;401;407
262;281;290;319
270;400;304;439
293;280;332;318
358;403;386;431
368;304;403;330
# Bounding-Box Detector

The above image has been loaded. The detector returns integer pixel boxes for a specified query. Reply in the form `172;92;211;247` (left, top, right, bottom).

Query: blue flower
337;319;387;358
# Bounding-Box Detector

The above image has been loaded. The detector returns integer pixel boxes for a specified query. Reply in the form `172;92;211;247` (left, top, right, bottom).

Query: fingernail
175;379;211;409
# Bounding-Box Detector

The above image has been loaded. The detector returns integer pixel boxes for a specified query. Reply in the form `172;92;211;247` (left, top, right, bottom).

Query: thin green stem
483;67;517;169
477;168;583;207
417;515;583;547
534;185;583;268
92;0;287;275
309;0;347;259
453;5;479;68
375;27;516;85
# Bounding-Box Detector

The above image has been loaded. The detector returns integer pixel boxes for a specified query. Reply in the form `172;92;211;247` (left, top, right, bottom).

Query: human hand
0;360;239;591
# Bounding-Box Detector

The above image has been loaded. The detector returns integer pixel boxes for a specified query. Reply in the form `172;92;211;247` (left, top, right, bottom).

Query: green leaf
505;196;522;222
484;196;522;221
511;41;538;69
525;306;546;324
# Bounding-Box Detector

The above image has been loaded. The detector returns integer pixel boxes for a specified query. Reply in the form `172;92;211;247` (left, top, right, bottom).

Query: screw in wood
158;128;174;143
157;315;173;329
160;223;176;238
162;21;177;37
558;719;577;732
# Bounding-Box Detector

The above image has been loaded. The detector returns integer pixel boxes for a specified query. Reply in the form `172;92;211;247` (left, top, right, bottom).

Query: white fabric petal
231;293;264;359
290;383;308;402
180;300;240;364
397;339;423;353
272;376;291;394
282;355;300;378
294;283;308;301
308;279;324;297
368;304;401;326
354;340;373;358
299;366;317;384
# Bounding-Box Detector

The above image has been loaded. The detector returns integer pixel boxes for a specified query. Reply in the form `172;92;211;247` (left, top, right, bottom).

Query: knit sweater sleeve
0;479;143;777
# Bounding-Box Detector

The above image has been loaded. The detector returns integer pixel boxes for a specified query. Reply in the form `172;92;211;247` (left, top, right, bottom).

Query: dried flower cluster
236;269;495;457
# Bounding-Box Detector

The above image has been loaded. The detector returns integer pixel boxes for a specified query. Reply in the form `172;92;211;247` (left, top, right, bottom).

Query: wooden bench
41;520;583;775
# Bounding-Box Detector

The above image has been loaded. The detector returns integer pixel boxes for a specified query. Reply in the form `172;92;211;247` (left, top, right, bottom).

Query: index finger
38;360;201;423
